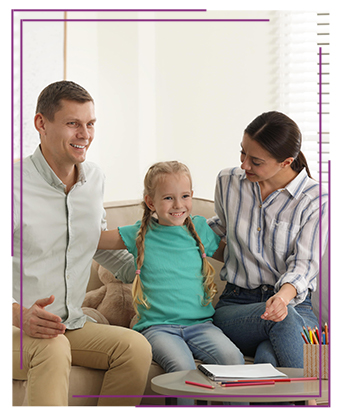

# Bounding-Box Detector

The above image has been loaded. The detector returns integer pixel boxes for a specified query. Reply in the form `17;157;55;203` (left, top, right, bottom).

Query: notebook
198;363;288;381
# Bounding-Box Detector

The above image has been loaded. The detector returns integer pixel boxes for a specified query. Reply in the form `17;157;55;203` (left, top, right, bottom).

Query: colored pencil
185;380;214;389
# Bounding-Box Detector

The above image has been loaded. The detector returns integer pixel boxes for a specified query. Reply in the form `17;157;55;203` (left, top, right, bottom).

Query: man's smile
70;143;86;149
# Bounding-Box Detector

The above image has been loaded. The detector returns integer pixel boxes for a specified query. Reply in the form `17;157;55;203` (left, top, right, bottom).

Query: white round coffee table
151;367;328;405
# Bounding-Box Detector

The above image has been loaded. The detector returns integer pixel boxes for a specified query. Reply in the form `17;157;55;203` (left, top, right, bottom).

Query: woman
208;111;328;367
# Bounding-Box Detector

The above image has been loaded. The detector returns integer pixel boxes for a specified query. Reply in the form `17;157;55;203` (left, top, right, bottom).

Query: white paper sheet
198;363;288;381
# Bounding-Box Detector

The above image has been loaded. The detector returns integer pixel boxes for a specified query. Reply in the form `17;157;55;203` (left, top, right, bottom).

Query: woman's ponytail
291;151;312;178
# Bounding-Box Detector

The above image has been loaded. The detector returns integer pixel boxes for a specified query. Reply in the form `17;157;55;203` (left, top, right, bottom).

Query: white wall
14;10;274;202
13;11;65;160
66;10;274;202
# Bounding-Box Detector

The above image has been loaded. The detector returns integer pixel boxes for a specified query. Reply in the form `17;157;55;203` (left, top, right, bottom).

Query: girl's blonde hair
132;161;217;317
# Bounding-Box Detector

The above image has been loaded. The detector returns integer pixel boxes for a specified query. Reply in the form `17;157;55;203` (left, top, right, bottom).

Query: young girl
99;161;244;379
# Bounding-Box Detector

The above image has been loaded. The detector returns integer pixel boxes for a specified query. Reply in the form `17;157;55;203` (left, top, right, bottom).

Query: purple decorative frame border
11;9;331;406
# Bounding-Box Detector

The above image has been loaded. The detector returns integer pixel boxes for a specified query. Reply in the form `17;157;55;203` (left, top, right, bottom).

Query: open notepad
198;363;288;381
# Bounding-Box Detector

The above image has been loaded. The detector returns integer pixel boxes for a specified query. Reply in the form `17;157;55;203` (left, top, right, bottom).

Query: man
12;81;152;406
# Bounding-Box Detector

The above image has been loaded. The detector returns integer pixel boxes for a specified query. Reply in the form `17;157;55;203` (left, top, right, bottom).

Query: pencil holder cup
303;344;329;379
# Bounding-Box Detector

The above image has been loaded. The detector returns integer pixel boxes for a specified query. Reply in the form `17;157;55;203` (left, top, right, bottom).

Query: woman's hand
261;283;297;322
261;295;288;322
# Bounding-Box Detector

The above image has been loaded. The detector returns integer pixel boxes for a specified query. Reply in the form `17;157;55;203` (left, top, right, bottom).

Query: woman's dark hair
244;111;312;178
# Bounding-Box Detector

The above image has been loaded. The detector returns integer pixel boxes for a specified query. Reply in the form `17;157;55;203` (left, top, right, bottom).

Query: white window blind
273;11;330;184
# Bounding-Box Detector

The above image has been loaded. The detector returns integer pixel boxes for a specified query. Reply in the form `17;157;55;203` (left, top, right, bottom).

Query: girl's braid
184;216;217;306
132;202;152;315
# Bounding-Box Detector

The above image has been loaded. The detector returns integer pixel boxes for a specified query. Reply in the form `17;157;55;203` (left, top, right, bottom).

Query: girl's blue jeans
142;321;245;405
213;283;319;368
141;321;244;373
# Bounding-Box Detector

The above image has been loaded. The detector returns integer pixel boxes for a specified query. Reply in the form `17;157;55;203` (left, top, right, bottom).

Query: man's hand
13;295;66;339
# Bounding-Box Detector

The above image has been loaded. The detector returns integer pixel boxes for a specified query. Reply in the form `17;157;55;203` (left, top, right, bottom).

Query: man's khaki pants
13;322;152;406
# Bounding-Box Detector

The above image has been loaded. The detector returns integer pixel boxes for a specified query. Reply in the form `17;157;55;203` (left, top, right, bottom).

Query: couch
13;198;329;406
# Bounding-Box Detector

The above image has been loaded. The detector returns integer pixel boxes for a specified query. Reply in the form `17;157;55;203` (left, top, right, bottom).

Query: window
273;11;330;183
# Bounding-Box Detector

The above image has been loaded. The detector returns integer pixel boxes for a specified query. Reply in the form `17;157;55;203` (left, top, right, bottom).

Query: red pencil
277;377;317;382
185;380;214;389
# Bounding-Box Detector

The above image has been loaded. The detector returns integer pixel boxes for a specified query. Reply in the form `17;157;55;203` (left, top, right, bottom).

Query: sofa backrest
103;197;218;228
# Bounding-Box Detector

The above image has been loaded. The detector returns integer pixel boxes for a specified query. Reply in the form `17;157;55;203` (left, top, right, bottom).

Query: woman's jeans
214;283;319;368
142;321;244;373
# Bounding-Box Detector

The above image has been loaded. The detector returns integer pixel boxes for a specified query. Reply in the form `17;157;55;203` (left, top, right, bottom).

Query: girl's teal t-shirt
118;215;221;332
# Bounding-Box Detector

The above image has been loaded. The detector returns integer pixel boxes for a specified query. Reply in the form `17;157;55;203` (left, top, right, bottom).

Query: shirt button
257;227;261;232
259;204;262;208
